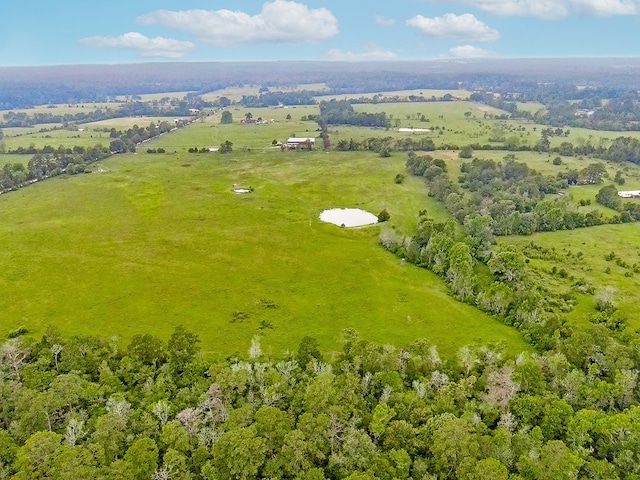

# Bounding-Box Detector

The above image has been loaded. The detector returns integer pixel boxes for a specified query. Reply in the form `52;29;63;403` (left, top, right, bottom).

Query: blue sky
2;0;640;65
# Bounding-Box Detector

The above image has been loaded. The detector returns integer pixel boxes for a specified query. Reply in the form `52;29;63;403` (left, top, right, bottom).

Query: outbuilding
286;137;315;150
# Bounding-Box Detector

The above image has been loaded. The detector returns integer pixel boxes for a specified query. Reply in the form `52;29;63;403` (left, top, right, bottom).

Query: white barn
286;137;315;150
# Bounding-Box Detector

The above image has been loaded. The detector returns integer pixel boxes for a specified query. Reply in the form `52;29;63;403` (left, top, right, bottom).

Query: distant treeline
5;58;640;109
240;90;320;107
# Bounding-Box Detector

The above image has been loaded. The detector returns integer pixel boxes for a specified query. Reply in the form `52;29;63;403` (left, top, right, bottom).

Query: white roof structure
618;190;640;198
287;137;315;144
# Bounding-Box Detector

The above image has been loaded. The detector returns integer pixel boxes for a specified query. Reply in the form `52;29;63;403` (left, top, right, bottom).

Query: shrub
458;145;473;158
7;326;28;338
377;209;391;222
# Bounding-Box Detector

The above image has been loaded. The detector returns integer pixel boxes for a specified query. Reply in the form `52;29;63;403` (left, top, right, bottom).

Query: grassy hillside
0;137;527;358
8;96;640;357
503;223;640;328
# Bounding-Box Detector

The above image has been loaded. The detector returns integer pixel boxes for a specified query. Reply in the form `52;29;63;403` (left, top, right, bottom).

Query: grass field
0;117;195;151
315;89;473;102
503;223;640;328
201;86;263;103
115;92;192;102
81;116;189;130
2;127;112;150
0;154;32;166
7;96;640;357
0;103;117;116
0;127;528;358
202;83;330;103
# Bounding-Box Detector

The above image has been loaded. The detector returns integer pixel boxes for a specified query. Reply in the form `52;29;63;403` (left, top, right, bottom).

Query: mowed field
0;123;527;358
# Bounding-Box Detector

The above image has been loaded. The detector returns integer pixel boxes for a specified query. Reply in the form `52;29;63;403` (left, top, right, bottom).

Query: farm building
618;190;640;198
286;137;315;150
397;127;431;134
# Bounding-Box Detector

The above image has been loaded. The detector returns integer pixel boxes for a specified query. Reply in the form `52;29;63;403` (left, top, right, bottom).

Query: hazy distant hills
1;58;640;109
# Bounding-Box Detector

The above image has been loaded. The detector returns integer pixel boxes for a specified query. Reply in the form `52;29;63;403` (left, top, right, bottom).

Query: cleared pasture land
0;154;32;166
81;116;189;130
503;222;640;328
315;89;473;102
0;102;117;116
202;86;263;103
0;129;527;358
2;126;111;150
1;117;195;151
202;83;329;103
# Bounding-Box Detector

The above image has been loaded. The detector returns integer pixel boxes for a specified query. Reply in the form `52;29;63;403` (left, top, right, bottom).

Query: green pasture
3;125;63;137
196;101;509;150
81;116;190;130
201;86;263;102
315;89;472;102
2;127;111;150
115;92;192;102
515;102;546;114
1;117;196;151
279;82;328;92
0;154;32;166
0;127;527;358
147;107;321;152
0;102;118;116
202;83;329;103
503;223;640;328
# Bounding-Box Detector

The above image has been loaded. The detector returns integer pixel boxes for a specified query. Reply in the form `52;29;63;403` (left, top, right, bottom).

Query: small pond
319;208;378;227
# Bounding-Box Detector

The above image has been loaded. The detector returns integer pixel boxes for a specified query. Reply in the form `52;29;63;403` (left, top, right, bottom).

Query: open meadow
5;96;640;355
503;222;640;328
1;126;113;151
314;88;473;102
0;122;528;358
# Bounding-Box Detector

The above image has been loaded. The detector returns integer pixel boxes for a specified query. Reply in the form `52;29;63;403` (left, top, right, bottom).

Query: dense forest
1;319;639;480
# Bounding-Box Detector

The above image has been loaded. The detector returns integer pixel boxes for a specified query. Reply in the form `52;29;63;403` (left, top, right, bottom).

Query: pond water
319;208;378;227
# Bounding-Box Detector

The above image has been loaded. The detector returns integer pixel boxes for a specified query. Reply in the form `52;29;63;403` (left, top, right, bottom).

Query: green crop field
0;122;528;358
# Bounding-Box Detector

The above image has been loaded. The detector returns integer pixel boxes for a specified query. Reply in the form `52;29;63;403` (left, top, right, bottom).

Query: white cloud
79;32;195;58
407;13;500;42
448;45;498;58
137;0;338;46
375;15;397;26
433;0;639;19
572;0;639;16
326;44;398;61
